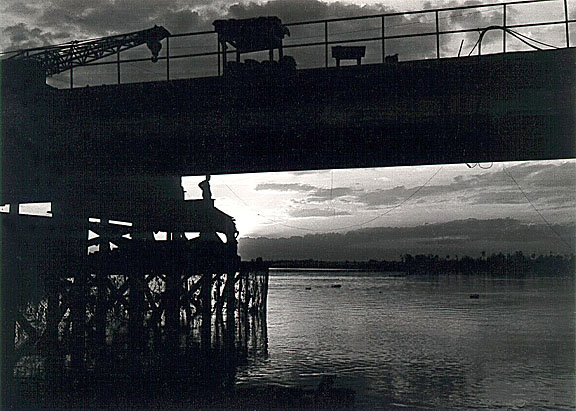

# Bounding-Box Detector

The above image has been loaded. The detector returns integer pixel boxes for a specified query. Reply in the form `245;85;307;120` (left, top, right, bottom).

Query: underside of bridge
1;46;574;407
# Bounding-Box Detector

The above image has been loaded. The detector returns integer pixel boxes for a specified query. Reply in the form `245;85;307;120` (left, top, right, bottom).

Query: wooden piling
1;212;17;407
165;267;181;354
45;279;61;374
94;270;107;356
70;278;86;372
128;269;144;357
200;272;213;350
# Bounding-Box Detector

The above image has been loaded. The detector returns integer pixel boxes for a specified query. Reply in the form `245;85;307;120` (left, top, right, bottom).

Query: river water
236;270;575;409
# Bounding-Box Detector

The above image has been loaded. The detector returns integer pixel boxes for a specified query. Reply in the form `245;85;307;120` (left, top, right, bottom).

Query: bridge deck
2;48;575;203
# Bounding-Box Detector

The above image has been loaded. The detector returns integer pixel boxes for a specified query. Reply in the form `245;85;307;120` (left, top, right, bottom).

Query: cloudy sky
3;0;574;259
2;0;574;52
182;160;575;259
2;0;575;85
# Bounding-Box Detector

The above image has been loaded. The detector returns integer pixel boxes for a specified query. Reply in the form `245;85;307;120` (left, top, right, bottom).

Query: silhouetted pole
166;36;170;81
381;16;385;63
165;266;180;354
503;4;507;53
200;272;212;350
95;227;110;360
564;0;570;47
128;268;145;358
324;21;329;68
225;272;236;344
45;276;62;379
62;212;87;376
117;51;121;84
94;270;107;359
215;274;224;321
219;35;227;74
435;10;440;59
1;209;18;407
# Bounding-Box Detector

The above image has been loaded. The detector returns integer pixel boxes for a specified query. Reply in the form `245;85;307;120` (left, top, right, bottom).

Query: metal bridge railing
63;0;573;87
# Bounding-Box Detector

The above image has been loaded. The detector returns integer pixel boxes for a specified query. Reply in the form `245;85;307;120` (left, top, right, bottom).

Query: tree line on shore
268;251;575;276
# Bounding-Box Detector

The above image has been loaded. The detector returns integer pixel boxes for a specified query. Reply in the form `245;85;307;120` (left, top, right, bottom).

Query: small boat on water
331;284;342;288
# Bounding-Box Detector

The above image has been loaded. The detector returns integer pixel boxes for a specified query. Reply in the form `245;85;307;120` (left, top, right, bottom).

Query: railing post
218;38;221;76
435;10;440;59
503;4;507;53
324;21;329;68
381;15;386;62
564;0;570;47
70;66;73;89
117;50;121;84
166;36;170;81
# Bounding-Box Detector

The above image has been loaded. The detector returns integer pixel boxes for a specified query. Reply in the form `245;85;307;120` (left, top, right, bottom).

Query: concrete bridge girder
1;48;574;202
38;48;574;180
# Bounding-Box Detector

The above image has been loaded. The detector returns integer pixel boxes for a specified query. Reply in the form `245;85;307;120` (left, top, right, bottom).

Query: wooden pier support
165;266;181;353
128;269;145;358
45;279;62;375
2;202;269;407
1;213;18;408
94;270;107;357
70;274;87;373
200;273;213;350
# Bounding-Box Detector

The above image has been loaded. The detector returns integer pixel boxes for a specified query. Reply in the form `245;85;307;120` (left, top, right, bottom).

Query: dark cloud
256;183;316;191
4;2;40;16
355;185;414;207
305;187;356;202
290;170;331;176
228;0;390;23
350;162;575;210
256;182;356;203
38;0;207;38
2;23;72;50
239;218;575;260
288;207;351;217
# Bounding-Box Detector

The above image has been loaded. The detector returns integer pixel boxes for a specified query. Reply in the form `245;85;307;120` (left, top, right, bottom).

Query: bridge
1;0;575;407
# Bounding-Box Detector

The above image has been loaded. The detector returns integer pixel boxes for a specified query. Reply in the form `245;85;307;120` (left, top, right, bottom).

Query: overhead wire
508;28;560;48
224;166;443;233
502;164;572;251
224;184;320;232
470;25;560;55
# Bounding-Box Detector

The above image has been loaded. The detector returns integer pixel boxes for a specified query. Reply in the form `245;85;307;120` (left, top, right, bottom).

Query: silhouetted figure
199;174;212;202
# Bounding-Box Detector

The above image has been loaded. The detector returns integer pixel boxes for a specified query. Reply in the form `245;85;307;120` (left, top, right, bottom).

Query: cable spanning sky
182;160;575;248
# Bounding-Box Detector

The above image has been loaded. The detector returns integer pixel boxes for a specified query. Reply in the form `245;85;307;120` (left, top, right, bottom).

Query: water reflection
236;272;575;409
14;312;270;408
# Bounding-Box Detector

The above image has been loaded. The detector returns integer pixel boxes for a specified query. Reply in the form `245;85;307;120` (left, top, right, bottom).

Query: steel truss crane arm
7;25;171;76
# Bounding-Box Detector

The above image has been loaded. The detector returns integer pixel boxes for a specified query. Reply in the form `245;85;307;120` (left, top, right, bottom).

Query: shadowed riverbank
268;251;574;276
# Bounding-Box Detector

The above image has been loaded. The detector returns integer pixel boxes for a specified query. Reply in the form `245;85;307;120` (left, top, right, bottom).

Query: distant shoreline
265;252;575;276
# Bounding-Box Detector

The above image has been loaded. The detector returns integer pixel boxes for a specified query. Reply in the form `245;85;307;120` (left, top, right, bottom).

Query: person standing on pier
199;174;212;202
